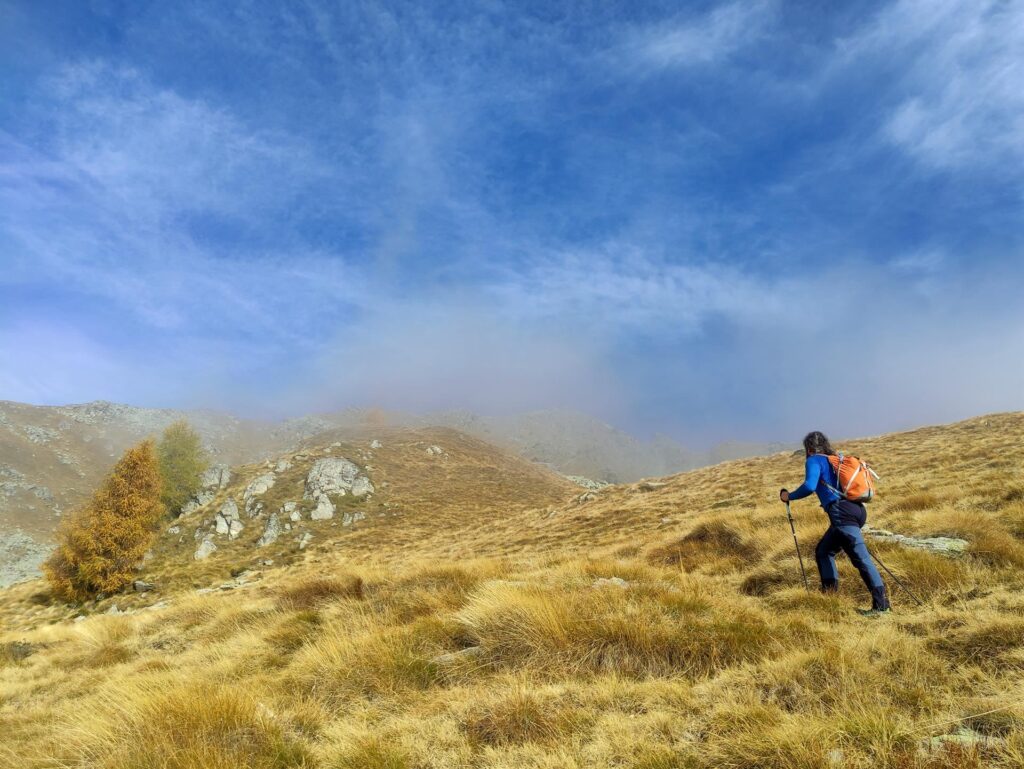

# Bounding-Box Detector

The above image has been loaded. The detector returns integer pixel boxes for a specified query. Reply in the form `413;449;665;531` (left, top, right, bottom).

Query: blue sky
1;0;1022;445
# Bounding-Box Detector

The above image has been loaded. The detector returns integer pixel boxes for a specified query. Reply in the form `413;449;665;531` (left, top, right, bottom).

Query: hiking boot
858;607;892;618
870;586;891;611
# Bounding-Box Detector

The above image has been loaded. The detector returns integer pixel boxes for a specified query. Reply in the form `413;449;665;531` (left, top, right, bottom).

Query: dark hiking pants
815;500;890;610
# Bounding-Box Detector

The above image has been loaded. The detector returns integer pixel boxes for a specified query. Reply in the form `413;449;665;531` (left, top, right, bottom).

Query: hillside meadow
2;415;1023;768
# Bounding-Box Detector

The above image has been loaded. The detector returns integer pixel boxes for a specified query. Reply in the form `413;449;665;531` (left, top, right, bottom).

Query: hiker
779;431;890;614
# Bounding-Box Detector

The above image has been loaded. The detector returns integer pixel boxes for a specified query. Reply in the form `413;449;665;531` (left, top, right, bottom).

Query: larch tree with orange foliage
44;440;165;602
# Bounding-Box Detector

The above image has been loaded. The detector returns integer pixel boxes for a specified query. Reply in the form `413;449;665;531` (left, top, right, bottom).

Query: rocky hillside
2;413;1022;767
0;399;780;585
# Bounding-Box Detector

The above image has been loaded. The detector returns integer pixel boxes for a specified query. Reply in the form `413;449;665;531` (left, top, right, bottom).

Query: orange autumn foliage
44;440;164;602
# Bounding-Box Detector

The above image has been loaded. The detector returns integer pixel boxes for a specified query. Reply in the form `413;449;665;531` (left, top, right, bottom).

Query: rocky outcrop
257;514;281;547
194;535;217;560
310;495;335;520
566;475;609;491
200;465;231;490
304;458;361;499
593;577;630;589
864;527;968;555
215;498;243;539
181;490;215;515
243;472;276;516
283;501;301;522
351;476;375;497
341;511;366;527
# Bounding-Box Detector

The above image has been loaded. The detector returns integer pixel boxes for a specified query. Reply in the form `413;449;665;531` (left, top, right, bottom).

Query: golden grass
3;414;1024;767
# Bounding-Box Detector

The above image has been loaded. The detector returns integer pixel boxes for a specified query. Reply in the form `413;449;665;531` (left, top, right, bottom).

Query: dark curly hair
803;431;835;456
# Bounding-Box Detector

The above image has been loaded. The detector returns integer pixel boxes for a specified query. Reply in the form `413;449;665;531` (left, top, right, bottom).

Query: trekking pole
785;501;810;590
869;548;925;607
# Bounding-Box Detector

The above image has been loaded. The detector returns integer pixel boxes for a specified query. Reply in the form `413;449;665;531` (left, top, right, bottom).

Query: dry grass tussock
2;413;1024;767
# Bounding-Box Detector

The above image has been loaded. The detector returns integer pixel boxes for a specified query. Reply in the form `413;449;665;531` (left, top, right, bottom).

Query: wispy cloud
839;0;1024;170
619;0;775;71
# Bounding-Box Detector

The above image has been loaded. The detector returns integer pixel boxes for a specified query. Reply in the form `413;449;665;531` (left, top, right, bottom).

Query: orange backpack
826;453;879;502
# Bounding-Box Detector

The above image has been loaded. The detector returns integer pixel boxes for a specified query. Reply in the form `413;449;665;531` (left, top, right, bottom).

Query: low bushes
455;579;800;679
57;682;313;769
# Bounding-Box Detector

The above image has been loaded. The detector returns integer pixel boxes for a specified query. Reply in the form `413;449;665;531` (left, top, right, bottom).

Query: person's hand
779;488;790;503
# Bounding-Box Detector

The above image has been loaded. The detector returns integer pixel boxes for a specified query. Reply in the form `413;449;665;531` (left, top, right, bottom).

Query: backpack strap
823;453;843;498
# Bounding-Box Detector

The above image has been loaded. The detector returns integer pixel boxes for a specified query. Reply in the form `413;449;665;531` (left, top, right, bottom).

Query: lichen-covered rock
341;511;366;527
310;494;335;520
370;439;382;449
864;527;968;555
593;577;630;589
297;532;314;550
194;536;217;560
200;465;231;490
282;501;301;522
304;457;360;499
351;476;375;498
215;498;243;539
566;475;609;491
181;489;215;515
244;472;276;516
257;514;281;547
274;458;292;473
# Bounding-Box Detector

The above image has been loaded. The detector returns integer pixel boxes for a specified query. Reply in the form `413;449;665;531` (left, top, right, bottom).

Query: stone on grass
592;577;630;589
304;457;360;499
194;536;217;560
257;513;282;547
310;494;335;520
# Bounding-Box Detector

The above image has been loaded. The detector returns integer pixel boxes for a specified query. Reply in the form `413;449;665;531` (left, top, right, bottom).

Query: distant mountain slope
0;399;780;585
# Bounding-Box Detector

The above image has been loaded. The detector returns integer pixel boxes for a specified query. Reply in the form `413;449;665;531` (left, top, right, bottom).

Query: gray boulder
864;527;968;555
304;457;360;499
181;489;215;515
310;494;335;520
351;476;375;498
257;514;282;547
200;465;231;490
244;472;276;516
215;498;243;539
195;536;217;560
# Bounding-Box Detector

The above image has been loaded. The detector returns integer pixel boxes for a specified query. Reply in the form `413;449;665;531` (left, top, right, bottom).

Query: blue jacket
788;454;841;508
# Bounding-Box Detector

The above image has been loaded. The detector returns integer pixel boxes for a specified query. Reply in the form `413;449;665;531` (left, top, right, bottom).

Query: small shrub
278;576;364;610
967;530;1024;568
890;492;940;513
647;522;756;571
739;568;791;596
456;580;796;678
0;641;37;667
929;616;1024;671
462;688;581;746
59;683;313;769
330;736;411;769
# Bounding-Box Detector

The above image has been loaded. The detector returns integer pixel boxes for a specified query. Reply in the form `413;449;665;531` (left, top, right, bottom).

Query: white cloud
849;0;1024;169
621;0;774;71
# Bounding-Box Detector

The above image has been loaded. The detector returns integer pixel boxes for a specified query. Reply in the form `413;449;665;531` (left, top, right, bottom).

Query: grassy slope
2;415;1024;768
